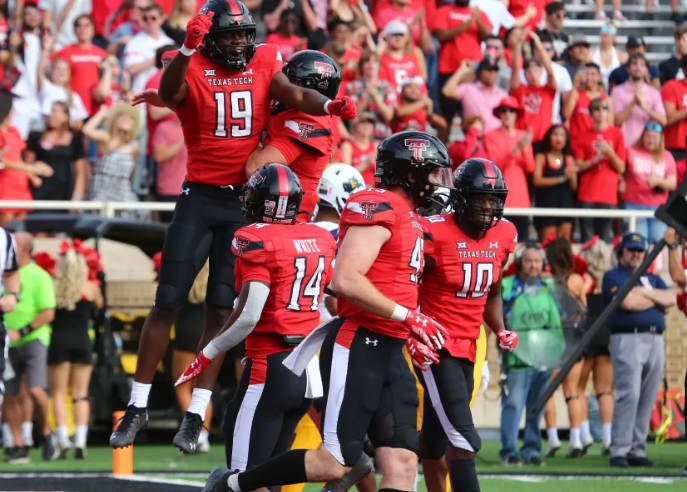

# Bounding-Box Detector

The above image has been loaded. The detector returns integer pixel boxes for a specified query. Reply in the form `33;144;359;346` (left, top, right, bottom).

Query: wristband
390;304;409;322
179;45;196;57
668;242;678;250
19;324;33;337
323;99;332;115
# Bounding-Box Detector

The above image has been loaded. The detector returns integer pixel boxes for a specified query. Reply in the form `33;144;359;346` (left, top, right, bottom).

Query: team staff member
201;131;453;492
603;233;676;468
418;159;518;492
111;0;357;450
0;227;19;450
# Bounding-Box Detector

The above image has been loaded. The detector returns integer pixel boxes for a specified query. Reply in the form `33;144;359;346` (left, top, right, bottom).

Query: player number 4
213;91;253;138
409;236;424;284
287;256;326;311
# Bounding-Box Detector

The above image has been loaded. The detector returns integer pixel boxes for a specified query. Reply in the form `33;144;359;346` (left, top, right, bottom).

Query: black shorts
48;329;92;365
155;181;248;310
318;318;419;466
173;302;205;353
417;351;481;458
222;351;312;471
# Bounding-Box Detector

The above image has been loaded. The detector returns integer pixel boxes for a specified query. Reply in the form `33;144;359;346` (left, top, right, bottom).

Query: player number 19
213;91;253;138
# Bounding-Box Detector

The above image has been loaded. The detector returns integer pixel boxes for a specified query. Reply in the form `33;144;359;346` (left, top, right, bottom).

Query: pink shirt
484;127;535;208
153;120;187;196
456;82;508;132
610;81;666;148
623;147;676;206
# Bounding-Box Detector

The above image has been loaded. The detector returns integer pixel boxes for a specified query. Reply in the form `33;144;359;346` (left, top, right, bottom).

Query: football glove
403;311;448;351
406;337;440;371
183;12;214;51
496;329;518;351
175;352;213;386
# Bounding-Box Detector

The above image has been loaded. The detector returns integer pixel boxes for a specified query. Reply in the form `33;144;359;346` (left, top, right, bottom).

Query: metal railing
0;200;657;233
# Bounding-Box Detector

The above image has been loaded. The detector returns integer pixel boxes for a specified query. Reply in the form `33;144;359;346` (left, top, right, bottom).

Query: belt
611;326;662;334
184;180;244;196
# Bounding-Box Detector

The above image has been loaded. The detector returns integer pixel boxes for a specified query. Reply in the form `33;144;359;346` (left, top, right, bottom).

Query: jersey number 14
287;256;326;311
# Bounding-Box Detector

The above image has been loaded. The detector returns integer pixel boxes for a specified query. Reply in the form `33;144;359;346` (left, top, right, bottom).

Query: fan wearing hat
602;232;676;468
373;0;432;49
563;34;591;80
392;77;446;134
483;96;534;239
608;37;661;91
509;29;557;145
378;20;427;95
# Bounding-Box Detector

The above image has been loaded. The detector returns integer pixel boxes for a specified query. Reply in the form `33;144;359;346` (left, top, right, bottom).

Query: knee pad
153;283;185;310
565;395;579;403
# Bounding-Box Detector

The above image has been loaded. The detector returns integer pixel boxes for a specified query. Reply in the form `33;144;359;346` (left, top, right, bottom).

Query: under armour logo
365;338;378;346
489;241;498;248
456;241;467;249
180;188;190;195
204;69;216;77
415;316;428;327
189;442;196;451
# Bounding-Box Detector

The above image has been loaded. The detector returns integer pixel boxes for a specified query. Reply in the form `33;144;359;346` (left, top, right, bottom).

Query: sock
449;459;480;492
569;427;581;444
198;429;209;444
75;425;88;447
237;449;307;491
128;382;152;409
187;388;213;417
56;425;69;444
602;423;612;447
2;423;13;448
21;421;33;443
580;420;591;439
547;428;559;443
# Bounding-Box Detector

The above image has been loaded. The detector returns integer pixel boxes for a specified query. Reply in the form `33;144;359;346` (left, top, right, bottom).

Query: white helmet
318;164;366;216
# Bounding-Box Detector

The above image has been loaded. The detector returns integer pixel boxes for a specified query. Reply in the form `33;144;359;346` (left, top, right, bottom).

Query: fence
0;201;657;232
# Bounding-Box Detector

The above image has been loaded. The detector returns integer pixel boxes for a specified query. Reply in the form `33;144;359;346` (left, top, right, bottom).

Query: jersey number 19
213;91;253;138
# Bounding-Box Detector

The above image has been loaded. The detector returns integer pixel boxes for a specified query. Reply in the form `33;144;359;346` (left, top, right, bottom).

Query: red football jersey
164;44;282;187
337;189;427;339
392;105;427;134
265;109;334;218
232;222;337;358
420;215;518;361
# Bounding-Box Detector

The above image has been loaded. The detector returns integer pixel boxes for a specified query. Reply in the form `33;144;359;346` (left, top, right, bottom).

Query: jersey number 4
456;263;494;299
213;91;253;138
287;256;326;311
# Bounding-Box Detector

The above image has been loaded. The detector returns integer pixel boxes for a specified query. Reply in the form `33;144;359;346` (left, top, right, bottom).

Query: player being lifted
414;158;519;492
201;130;453;492
174;163;337;471
112;0;356;451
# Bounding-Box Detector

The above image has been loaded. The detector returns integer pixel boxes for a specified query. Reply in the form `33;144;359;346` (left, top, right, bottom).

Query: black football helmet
282;50;342;100
374;131;453;209
199;0;256;72
452;158;508;230
242;164;303;224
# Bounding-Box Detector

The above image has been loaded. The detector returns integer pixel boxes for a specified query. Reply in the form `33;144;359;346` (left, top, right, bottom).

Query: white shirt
40;79;89;123
123;30;174;93
471;0;514;35
11;33;42;99
520;62;573;124
38;0;92;50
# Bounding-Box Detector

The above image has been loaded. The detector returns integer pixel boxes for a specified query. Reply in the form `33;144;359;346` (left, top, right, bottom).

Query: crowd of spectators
0;0;686;244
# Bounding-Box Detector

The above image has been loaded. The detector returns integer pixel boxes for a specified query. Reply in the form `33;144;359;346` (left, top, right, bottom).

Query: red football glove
496;329;518;352
406;337;440;371
403;311;448;351
677;292;687;315
327;96;357;120
183;12;214;51
175;352;213;387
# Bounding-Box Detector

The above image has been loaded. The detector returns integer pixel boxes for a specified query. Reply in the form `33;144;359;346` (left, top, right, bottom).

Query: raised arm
270;71;357;120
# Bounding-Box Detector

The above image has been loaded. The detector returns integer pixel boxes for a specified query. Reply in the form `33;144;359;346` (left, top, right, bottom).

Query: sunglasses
627;248;645;253
143;15;159;22
601;25;617;35
591;105;609;112
499;107;518;113
646;123;663;132
543;46;553;52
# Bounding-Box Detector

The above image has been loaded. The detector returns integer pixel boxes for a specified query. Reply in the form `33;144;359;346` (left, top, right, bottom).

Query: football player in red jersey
174;163;336;469
245;50;341;222
415;158;519;492
111;0;357;451
200;131;453;492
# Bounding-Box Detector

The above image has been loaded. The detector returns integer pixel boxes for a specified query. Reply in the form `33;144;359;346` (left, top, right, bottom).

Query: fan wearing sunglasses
591;22;628;90
265;9;308;60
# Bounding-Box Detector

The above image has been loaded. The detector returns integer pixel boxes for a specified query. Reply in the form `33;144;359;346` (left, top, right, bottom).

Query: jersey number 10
213;91;253;138
456;263;494;299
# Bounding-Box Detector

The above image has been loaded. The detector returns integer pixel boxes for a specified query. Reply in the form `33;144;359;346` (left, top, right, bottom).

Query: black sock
379;488;409;492
449;459;480;492
237;449;308;491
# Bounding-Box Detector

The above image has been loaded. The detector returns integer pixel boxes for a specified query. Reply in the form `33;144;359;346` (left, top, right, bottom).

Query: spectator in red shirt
572;97;626;242
265;9;308;60
56;14;109;116
373;0;431;50
340;112;378;186
392;78;445;133
378;20;427;94
661;56;687;164
564;62;614;141
433;0;492;142
327;19;364;84
447;114;488;170
484;96;535;239
510;30;557;147
508;0;547;30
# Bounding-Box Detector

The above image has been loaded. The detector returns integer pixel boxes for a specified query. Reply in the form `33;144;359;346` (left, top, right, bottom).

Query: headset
515;242;548;273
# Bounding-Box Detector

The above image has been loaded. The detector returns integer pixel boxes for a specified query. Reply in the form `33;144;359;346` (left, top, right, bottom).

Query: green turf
1;441;685;477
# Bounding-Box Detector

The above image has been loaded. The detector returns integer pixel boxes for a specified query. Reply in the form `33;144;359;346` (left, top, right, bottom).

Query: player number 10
213;91;253;138
456;263;494;299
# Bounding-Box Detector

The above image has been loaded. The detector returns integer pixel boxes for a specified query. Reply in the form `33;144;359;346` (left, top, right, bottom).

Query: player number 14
213;91;253;138
287;256;326;311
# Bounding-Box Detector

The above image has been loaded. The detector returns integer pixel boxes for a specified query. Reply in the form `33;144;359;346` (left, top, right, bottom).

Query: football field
0;441;684;492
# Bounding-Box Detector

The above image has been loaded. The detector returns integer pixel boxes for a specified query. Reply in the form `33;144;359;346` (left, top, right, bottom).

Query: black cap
477;58;499;72
626;36;646;48
523;59;541;70
545;1;565;15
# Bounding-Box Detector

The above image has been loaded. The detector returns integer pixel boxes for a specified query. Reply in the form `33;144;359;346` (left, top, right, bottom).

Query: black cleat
173;412;205;454
203;467;236;492
109;405;148;448
610;457;629;468
74;446;87;460
5;446;30;464
628;456;655;467
42;434;59;461
319;453;374;492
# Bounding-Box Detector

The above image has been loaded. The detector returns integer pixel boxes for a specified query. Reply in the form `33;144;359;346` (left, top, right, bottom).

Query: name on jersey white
293;239;322;254
458;250;497;259
206;76;253;87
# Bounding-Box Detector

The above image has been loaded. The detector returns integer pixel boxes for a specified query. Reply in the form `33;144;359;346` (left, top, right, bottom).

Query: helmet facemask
452;188;507;230
201;27;256;71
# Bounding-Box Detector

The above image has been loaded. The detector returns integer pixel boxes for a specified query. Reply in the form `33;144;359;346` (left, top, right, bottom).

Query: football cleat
173;412;205;454
318;453;374;492
203;467;237;492
109;405;148;449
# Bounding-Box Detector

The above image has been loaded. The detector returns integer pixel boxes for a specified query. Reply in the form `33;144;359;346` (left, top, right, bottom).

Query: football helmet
282;50;342;100
452;158;508;230
199;0;257;72
318;164;366;216
242;163;303;224
374;130;453;209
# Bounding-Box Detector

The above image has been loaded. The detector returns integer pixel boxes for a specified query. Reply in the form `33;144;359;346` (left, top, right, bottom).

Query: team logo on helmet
314;61;335;89
343;178;362;193
234;236;250;257
404;139;429;161
359;201;379;220
298;122;315;140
